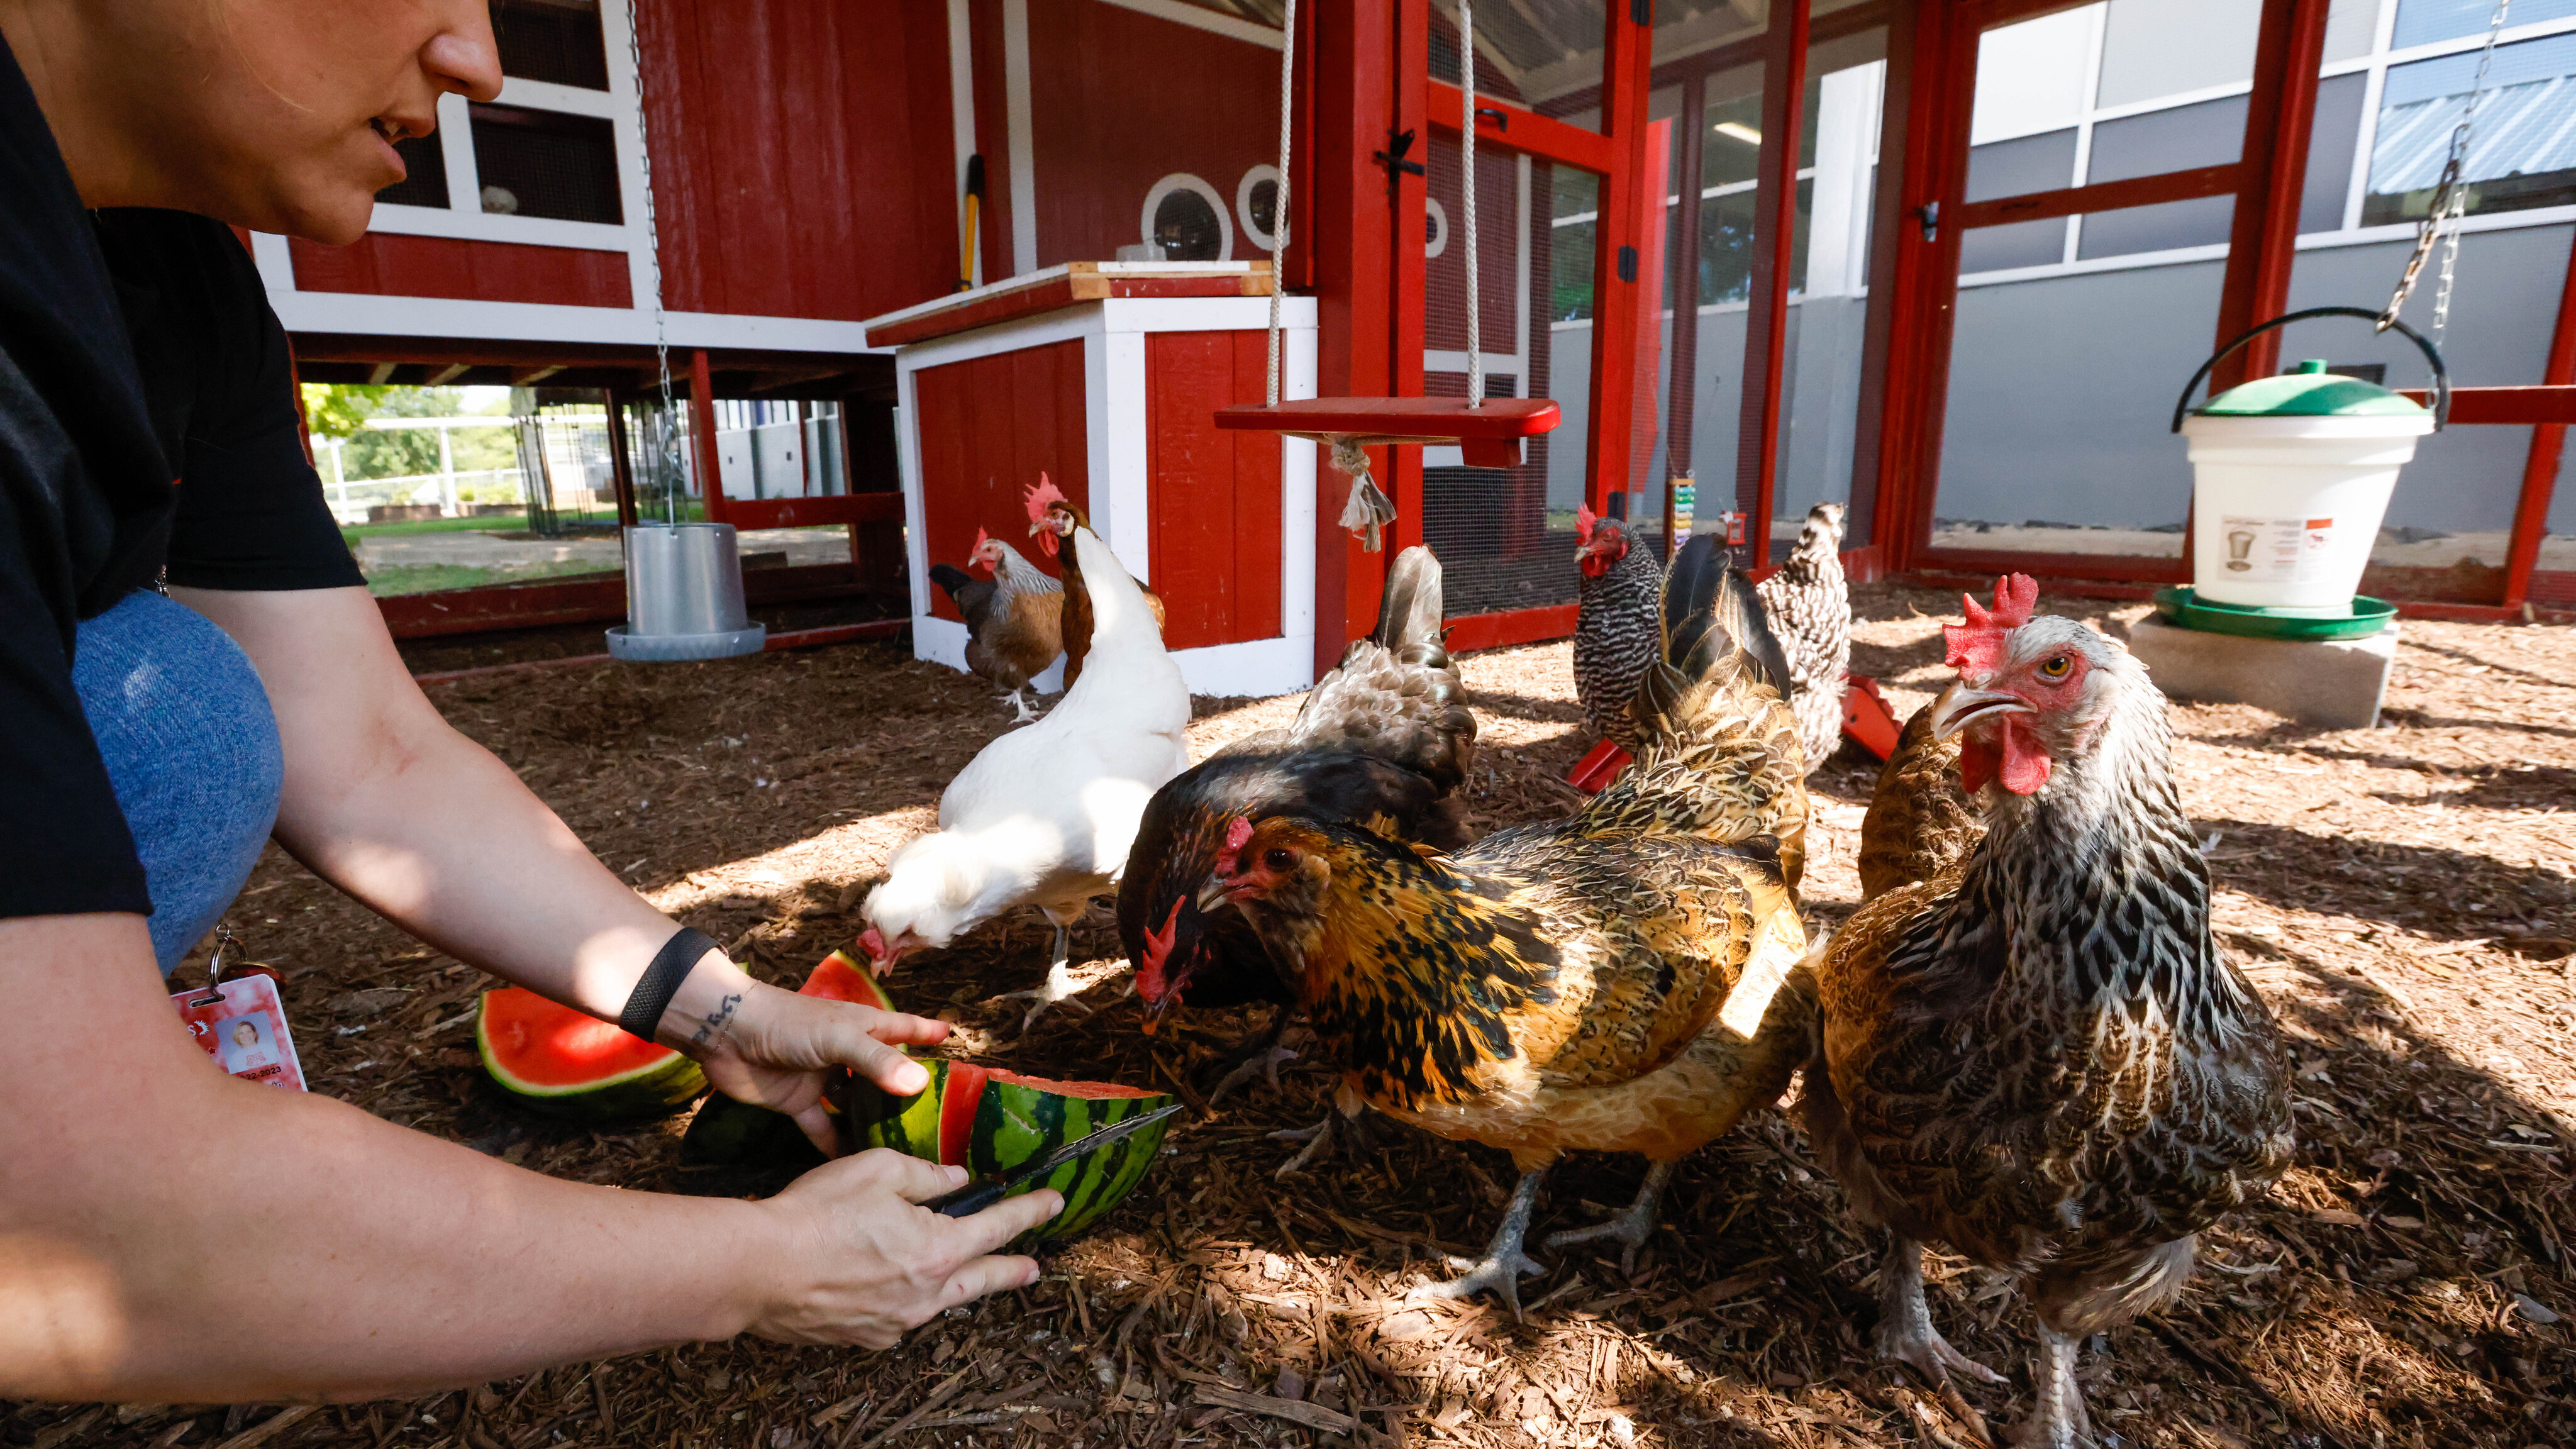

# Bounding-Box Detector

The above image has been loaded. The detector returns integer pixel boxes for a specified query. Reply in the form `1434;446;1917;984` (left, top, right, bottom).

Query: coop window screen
377;130;451;210
469;103;624;225
494;0;611;91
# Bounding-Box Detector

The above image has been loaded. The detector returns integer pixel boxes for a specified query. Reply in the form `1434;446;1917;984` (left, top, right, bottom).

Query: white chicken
860;521;1191;1023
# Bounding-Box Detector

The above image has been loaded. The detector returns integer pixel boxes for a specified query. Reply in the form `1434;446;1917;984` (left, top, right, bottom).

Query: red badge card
173;974;308;1092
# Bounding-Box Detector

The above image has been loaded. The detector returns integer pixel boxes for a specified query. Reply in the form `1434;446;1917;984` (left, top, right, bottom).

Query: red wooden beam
2213;0;2331;391
864;270;1269;348
1952;162;2241;230
1425;80;1618;175
720;493;907;532
2394;386;2576;425
1387;0;1430;563
1735;0;1813;567
1440;601;1577;653
689;347;726;525
1579;1;1657;522
376;562;884;640
2504;238;2576;609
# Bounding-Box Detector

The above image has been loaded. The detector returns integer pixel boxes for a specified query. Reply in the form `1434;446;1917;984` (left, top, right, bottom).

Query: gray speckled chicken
1754;502;1851;775
1571;504;1665;756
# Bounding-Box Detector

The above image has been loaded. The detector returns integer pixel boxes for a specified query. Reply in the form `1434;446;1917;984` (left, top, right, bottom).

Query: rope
2383;0;2510;336
1265;0;1297;405
1461;0;1482;411
624;0;680;526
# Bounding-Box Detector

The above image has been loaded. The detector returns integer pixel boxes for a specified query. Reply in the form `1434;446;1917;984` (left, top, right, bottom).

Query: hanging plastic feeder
604;523;767;662
2163;306;2445;631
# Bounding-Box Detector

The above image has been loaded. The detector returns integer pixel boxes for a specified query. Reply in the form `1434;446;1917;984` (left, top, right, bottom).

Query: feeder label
2218;514;2335;583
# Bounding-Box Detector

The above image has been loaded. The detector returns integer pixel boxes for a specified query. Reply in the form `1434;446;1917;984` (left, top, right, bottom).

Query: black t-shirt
1;32;364;923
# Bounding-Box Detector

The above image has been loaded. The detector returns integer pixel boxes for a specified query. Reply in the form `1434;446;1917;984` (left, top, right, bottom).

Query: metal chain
1461;0;1482;410
624;0;680;524
1266;0;1297;405
2382;0;2511;333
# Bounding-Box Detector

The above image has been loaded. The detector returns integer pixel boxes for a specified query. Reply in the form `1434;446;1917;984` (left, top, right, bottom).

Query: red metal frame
2506;239;2576;609
2212;0;2331;390
1579;3;1658;526
1735;0;1813;567
1426;82;1617;175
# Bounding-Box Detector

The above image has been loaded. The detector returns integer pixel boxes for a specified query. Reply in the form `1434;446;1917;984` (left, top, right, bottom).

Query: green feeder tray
2153;587;2396;641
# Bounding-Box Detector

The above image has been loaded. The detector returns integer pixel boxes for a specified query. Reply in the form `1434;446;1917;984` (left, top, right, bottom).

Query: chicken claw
1002;689;1038;723
1269;1113;1336;1177
1543;1161;1672;1275
1211;1044;1301;1106
1875;1236;2006;1389
1411;1170;1548;1319
997;921;1094;1030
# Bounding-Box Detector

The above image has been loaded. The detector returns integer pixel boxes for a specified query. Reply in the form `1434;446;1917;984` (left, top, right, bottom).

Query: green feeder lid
2194;358;2429;418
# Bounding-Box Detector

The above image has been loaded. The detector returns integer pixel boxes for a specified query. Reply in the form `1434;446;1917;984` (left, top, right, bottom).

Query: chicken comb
1223;816;1255;854
1022;473;1069;523
1575;502;1598;546
971;525;991;555
1943;573;2040;675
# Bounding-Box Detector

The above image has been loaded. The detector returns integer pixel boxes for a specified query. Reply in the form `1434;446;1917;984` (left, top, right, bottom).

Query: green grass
363;561;621;597
340;515;524;545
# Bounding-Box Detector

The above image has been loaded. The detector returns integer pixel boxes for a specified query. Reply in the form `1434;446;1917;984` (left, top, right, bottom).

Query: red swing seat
1215;396;1562;468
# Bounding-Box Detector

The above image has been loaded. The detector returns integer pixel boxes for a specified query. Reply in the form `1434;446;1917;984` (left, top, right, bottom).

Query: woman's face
231;1021;258;1047
19;0;503;242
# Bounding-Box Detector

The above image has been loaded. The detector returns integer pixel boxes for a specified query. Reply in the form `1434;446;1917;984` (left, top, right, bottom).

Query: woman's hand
679;970;950;1153
748;1152;1061;1350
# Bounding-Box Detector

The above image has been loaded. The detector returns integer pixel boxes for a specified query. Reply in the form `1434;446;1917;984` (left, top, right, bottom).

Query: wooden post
602;387;640;529
1733;0;1811;568
2212;0;2331;391
1662;72;1708;556
2506;237;2576;611
1580;0;1658;519
689;348;726;525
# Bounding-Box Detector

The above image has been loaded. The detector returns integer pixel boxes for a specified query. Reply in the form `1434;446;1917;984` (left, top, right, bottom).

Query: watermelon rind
477;989;708;1123
684;950;903;1165
966;1077;1175;1241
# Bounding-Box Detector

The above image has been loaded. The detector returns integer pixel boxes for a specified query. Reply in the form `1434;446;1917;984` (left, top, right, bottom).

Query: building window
2363;30;2576;226
378;130;450;209
1237;165;1283;252
495;0;611;91
469;104;623;224
1140;174;1231;262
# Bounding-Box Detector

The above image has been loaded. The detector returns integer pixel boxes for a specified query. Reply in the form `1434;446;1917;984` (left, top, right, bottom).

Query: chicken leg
1875;1235;2004;1389
1411;1169;1548;1319
1002;688;1037;723
2011;1323;2092;1449
997;910;1091;1029
1543;1160;1672;1275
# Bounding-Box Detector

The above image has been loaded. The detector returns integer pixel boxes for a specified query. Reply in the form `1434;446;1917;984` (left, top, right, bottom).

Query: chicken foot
2007;1323;2092;1449
1267;1101;1371;1178
1543;1160;1672;1275
997;919;1093;1029
1875;1235;2005;1389
1001;688;1040;723
1411;1169;1548;1319
1208;1011;1305;1106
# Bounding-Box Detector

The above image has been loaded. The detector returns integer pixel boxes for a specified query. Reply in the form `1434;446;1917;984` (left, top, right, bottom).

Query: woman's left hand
680;975;951;1155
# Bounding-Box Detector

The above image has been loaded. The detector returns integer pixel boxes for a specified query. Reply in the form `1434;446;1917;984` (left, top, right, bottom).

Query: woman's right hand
746;1150;1063;1350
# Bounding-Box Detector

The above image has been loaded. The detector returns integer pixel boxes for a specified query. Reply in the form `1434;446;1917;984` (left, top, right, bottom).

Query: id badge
173;973;308;1092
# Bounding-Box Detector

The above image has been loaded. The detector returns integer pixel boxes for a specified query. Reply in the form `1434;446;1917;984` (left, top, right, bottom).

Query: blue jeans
72;590;284;975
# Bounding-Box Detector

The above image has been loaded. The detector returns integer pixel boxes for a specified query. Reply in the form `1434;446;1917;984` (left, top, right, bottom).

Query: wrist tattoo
692;991;743;1046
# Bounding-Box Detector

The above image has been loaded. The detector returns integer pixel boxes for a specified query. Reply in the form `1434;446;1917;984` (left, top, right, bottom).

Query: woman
0;0;1058;1403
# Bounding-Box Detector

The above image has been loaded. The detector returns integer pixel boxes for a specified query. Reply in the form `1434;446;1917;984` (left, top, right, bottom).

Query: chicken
1570;503;1665;766
1853;699;1978;899
1754;501;1852;775
1124;545;1476;1115
930;528;1063;722
1023;475;1165;689
1198;536;1813;1314
1798;575;2292;1448
860;519;1191;1025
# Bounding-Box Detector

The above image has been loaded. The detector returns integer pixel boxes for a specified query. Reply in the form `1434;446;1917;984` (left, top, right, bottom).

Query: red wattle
1998;719;2052;794
1958;736;1998;794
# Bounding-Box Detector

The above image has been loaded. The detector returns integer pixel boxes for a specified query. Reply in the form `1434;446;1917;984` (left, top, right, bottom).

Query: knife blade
924;1102;1183;1218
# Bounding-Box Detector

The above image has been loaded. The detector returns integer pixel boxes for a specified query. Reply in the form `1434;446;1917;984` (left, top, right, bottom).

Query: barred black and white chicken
1571;504;1664;762
1753;502;1851;775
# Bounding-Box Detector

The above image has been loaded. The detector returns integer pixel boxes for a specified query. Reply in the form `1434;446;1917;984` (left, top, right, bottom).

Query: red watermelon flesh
938;1062;989;1167
801;950;896;1009
478;987;706;1121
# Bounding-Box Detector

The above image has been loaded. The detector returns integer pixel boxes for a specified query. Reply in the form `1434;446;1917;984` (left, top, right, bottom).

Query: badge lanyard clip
186;924;237;1009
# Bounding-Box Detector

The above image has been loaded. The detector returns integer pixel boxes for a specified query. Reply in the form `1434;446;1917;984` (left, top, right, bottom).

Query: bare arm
170;585;911;1135
0;914;1057;1403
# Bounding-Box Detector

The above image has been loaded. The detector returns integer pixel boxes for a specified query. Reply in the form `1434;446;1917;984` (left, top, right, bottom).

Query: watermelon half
680;950;891;1166
477;987;708;1122
847;1059;1175;1242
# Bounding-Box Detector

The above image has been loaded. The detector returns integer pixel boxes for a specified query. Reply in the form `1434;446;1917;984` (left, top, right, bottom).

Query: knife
924;1102;1183;1218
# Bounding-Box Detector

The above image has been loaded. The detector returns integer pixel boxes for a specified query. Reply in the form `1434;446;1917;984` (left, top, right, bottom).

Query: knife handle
924;1178;1009;1218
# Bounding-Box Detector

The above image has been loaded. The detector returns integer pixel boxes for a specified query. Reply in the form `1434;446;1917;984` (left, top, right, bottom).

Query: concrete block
2128;615;2396;730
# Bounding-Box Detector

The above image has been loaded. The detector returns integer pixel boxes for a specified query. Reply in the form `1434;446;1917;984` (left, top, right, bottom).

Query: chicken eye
1262;848;1293;871
2036;655;2073;681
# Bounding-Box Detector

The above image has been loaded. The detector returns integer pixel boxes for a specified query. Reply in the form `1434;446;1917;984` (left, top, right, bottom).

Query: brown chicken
930;528;1063;722
1024;475;1165;686
1853;699;1978;899
1198;536;1813;1314
1799;575;2292;1448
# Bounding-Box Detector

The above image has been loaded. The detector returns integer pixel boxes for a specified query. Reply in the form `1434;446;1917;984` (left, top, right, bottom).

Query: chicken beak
1929;683;2033;742
1196;876;1236;915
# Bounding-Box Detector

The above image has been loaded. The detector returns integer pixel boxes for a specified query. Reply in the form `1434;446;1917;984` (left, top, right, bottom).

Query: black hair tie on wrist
619;927;721;1041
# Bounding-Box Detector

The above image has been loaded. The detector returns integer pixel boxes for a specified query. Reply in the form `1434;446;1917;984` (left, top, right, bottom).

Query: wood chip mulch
9;582;2572;1449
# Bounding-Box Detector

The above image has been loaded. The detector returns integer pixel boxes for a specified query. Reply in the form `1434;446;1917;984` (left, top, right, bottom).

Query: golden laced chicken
1567;502;1665;789
1199;536;1813;1314
1023;475;1164;689
1753;502;1852;775
860;516;1189;1025
1799;575;2292;1448
930;527;1063;722
1854;699;1978;900
1123;546;1475;1123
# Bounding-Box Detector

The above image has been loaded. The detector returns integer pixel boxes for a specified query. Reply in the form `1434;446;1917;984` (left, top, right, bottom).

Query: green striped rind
966;1082;1175;1241
852;1057;950;1158
680;1092;827;1168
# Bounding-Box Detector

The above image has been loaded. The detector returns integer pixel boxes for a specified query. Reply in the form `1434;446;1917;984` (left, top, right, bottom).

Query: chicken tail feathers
1658;534;1792;698
930;562;975;604
1372;546;1447;656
